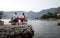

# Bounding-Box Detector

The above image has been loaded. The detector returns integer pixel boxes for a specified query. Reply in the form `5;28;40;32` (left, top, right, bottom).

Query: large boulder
0;21;4;25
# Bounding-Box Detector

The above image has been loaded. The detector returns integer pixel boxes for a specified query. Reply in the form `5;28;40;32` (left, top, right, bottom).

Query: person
12;12;19;25
21;13;27;24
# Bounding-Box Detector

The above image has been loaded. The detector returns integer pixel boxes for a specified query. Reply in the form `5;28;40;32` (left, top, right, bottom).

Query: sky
0;0;60;12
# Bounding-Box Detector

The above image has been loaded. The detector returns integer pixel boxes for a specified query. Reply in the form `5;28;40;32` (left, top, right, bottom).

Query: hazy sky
0;0;60;12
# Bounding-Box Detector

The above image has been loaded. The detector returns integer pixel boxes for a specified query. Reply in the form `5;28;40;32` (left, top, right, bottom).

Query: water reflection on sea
27;20;60;38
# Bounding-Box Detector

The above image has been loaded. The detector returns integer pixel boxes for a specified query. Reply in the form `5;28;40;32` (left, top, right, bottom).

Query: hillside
2;7;60;19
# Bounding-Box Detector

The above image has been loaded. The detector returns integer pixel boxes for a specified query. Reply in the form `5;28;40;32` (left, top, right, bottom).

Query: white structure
57;13;60;16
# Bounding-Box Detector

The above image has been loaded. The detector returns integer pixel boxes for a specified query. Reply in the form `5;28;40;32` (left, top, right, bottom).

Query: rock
57;23;60;25
0;21;4;25
0;25;34;38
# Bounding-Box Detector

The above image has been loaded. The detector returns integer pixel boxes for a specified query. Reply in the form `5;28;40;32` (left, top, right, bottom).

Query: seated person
11;12;19;25
15;13;27;24
21;13;27;24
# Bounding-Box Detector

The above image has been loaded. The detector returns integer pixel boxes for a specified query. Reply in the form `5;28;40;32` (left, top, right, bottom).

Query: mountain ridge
2;7;60;19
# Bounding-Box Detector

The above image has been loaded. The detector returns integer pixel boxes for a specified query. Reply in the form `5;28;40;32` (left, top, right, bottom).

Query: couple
12;12;27;25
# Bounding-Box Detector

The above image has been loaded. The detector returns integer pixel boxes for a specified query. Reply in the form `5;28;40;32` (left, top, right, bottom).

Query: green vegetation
0;11;3;19
41;12;60;19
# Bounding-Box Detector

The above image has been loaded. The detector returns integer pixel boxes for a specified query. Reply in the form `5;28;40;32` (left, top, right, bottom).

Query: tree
0;11;3;21
41;14;49;19
47;12;53;18
41;12;55;19
53;13;57;19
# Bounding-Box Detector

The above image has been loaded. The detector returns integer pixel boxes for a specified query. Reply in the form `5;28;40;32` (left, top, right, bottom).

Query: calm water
27;20;60;38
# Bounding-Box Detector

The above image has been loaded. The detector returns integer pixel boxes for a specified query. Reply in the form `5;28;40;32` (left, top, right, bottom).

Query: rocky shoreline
0;25;34;38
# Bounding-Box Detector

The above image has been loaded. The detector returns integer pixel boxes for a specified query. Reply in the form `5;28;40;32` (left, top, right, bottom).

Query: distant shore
34;18;59;21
